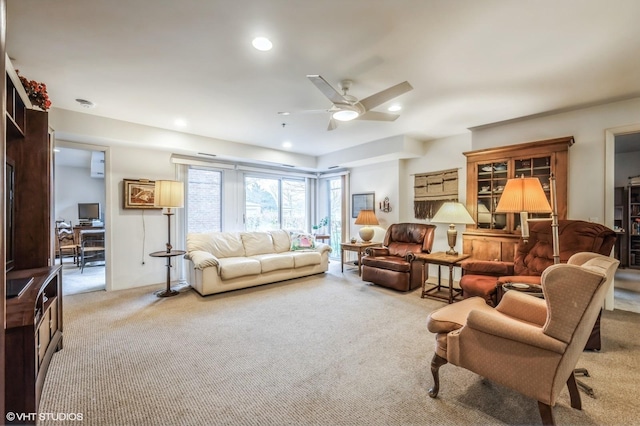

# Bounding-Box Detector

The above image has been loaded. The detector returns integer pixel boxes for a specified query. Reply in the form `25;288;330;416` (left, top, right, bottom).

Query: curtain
414;168;458;219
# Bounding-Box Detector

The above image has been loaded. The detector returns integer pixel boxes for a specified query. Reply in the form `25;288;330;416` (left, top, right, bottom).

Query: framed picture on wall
123;179;160;209
352;192;375;218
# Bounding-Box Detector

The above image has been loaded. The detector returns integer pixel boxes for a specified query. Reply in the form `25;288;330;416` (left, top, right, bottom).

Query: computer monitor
78;202;100;221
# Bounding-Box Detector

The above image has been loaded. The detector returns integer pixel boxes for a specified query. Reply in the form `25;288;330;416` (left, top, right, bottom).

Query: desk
73;225;104;244
412;252;470;303
340;242;381;276
149;250;186;297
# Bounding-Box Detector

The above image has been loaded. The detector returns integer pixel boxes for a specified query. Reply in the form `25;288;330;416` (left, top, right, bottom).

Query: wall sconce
379;197;392;213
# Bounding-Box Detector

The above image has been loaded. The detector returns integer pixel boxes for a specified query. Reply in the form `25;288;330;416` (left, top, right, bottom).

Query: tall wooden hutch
462;137;574;261
3;53;62;423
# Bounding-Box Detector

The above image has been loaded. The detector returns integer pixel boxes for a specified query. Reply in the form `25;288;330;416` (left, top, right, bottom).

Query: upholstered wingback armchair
459;220;616;306
426;253;619;426
361;223;435;291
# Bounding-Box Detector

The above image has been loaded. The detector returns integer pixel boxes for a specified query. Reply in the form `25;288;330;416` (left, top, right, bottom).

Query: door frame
605;123;640;310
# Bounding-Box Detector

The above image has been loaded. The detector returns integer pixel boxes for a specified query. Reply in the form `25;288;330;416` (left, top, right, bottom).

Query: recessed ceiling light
75;98;95;108
388;104;402;112
252;37;273;51
174;118;187;127
333;110;359;121
282;141;292;149
278;111;291;116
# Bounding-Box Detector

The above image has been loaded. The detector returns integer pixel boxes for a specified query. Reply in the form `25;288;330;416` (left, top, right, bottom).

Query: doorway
609;130;640;313
54;146;106;295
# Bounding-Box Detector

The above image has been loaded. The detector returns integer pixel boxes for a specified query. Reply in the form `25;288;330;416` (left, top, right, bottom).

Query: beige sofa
185;230;331;296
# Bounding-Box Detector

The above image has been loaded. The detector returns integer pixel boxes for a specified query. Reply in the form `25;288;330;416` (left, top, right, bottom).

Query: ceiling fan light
333;110;359;121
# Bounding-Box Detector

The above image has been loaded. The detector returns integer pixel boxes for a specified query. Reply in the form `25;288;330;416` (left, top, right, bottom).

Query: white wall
108;146;177;291
348;160;400;243
54;164;105;224
403;134;472;254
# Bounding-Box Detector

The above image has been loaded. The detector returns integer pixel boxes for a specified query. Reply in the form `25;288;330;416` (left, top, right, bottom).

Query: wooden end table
149;249;186;297
340;241;381;276
412;252;470;303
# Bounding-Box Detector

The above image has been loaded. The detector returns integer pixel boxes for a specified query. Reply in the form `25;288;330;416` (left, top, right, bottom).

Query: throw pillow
290;233;316;251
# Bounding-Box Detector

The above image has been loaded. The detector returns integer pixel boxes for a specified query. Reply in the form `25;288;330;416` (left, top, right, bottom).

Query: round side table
149;250;186;297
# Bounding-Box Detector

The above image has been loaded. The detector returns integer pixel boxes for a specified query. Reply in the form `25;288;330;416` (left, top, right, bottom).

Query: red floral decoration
16;71;52;111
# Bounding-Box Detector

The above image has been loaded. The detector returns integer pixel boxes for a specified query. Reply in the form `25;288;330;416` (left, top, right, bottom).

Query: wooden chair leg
428;353;448;398
567;372;582;410
538;401;555;426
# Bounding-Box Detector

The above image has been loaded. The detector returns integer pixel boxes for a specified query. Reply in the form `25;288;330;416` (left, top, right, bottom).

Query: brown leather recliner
459;220;616;350
361;223;436;292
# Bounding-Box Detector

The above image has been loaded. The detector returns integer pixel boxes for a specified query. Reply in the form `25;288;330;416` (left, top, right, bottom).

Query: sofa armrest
186;250;220;270
460;259;514;276
313;242;332;254
366;247;389;257
465;308;566;354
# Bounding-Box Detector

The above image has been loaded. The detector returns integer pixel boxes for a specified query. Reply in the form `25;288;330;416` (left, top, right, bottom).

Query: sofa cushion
270;229;292;253
253;253;295;272
361;256;411;273
187;232;245;258
241;232;274;256
291;251;321;267
217;257;261;279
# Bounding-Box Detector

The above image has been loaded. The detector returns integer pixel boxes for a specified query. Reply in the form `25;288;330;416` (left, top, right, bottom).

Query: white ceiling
7;0;640;158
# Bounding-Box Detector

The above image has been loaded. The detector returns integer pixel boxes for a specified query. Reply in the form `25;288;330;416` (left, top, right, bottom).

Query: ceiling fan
298;75;413;131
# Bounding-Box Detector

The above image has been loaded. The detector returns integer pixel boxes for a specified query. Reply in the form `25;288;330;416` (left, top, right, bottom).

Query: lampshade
495;177;551;213
354;210;379;226
154;180;184;208
354;209;378;242
431;202;476;225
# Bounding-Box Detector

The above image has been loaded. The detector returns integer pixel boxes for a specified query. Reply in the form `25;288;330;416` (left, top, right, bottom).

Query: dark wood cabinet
463;137;573;261
5;267;63;422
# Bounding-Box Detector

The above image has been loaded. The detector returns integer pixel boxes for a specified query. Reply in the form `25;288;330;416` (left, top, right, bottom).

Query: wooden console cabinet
5;266;63;423
463;137;573;261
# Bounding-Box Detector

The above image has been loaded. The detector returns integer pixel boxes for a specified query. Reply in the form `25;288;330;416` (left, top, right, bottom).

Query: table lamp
430;202;475;255
354;209;379;242
154;180;185;252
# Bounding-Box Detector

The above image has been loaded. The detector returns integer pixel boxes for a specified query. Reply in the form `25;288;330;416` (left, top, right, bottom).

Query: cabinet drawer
37;309;51;366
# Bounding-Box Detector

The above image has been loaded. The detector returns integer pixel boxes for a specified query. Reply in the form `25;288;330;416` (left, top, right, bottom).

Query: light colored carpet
39;263;640;425
57;259;105;296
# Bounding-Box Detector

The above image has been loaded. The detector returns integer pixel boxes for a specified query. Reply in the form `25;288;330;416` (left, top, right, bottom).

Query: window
245;175;306;231
328;177;342;256
187;167;222;233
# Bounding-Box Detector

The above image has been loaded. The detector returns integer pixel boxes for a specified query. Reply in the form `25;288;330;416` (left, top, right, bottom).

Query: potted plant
312;216;329;234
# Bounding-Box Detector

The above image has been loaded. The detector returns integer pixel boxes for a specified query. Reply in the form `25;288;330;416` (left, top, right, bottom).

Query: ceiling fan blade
359;81;413;111
307;75;348;105
327;116;338;131
278;109;331;115
357;111;400;121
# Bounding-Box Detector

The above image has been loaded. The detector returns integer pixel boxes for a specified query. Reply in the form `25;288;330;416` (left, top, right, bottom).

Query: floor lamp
151;180;185;297
495;174;596;395
494;175;553;250
155;180;184;252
